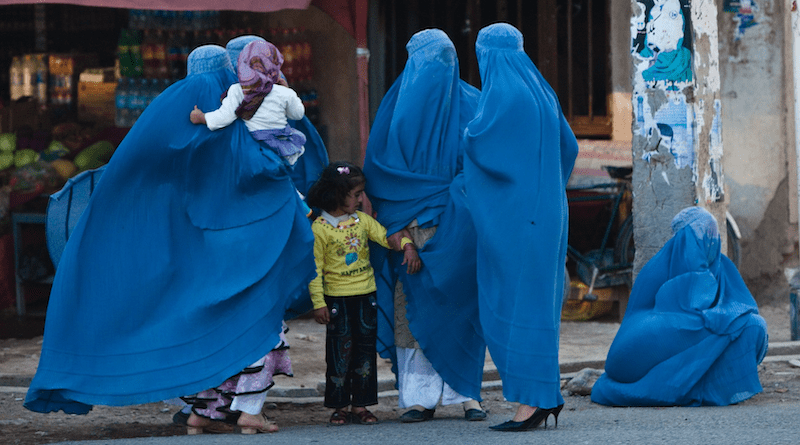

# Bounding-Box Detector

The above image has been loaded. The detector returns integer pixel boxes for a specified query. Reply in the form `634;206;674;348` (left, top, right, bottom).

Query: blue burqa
362;29;485;399
591;207;767;407
463;23;578;409
24;45;316;414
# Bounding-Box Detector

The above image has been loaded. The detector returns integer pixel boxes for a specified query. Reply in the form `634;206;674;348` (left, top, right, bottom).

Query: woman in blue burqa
592;206;767;407
24;45;316;428
362;28;486;422
463;23;578;431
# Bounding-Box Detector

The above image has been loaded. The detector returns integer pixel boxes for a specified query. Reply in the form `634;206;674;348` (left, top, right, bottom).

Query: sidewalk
2;303;798;399
261;317;623;400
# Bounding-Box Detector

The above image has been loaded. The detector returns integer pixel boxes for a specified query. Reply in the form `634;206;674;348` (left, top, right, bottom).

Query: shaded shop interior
0;0;628;330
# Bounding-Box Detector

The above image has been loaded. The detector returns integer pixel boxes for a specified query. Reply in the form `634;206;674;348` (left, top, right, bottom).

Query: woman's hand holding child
402;244;421;275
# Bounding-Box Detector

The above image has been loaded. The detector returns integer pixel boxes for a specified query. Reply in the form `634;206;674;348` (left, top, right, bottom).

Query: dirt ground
2;301;799;445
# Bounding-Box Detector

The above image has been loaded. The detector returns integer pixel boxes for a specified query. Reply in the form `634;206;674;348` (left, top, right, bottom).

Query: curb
6;341;800;399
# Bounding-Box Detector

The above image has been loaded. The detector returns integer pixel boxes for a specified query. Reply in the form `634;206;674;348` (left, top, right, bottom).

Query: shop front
0;0;368;316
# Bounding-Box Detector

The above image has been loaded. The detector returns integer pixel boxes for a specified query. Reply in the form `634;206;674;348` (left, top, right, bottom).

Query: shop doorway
368;0;612;139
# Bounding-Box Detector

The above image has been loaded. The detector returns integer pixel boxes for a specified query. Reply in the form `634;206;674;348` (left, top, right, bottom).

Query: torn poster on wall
723;0;758;40
632;0;693;91
632;0;695;172
656;94;694;170
703;99;725;202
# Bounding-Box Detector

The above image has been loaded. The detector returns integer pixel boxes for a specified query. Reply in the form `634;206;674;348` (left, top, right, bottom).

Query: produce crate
77;81;116;125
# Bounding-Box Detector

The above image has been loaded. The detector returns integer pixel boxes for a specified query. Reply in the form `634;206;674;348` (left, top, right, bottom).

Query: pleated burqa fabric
463;23;578;409
591;207;767;406
362;29;485;399
24;45;316;414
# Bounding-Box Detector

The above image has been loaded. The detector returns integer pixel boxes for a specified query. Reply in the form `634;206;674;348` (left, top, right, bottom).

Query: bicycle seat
604;165;632;180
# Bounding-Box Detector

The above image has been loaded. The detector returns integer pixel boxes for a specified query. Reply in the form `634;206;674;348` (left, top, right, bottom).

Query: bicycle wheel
614;215;634;287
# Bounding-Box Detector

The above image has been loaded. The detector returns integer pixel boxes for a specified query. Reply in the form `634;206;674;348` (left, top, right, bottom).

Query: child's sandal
350;409;379;425
329;409;350;426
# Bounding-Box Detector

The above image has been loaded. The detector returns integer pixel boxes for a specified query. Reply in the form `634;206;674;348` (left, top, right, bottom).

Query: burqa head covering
462;23;578;409
592;206;767;407
236;40;284;120
363;28;479;234
23;44;315;414
671;206;721;265
187;44;234;76
226;35;266;74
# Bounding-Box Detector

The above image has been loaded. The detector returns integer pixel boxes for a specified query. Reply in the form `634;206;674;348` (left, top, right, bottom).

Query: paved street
48;398;800;445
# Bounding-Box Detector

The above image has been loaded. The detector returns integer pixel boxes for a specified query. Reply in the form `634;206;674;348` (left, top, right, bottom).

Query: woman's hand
189;106;206;125
402;246;422;275
314;306;330;324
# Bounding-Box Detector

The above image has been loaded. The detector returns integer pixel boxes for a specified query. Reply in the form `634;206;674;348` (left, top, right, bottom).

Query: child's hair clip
337;166;350;175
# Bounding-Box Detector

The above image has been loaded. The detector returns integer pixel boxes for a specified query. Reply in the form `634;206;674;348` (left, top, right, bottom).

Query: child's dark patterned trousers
323;293;378;408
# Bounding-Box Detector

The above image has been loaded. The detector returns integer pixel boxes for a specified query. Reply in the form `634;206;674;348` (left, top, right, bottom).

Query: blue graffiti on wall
634;0;693;89
723;0;758;41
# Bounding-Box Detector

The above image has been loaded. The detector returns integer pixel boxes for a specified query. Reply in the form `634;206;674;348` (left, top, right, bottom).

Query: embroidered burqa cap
226;35;266;74
187;44;233;76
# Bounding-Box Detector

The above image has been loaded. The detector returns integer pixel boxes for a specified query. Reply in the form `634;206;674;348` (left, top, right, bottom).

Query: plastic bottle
141;29;155;78
178;30;190;79
128;77;142;124
21;54;35;98
146;77;160;106
153;29;168;78
115;77;130;127
280;28;294;80
34;54;47;105
130;30;144;78
167;30;181;80
9;56;23;101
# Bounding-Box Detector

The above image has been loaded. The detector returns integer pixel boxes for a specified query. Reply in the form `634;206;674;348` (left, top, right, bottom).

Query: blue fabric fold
591;207;768;406
287;116;328;197
363;28;485;400
463;23;578;409
24;45;316;414
251;125;307;159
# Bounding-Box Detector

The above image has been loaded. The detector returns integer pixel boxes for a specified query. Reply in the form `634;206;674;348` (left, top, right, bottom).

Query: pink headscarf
235;40;283;120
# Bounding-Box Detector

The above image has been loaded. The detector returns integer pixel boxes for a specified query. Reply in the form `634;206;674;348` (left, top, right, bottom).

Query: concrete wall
718;0;794;301
610;0;634;142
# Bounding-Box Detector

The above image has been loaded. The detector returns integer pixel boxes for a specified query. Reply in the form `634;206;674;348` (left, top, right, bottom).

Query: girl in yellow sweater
306;161;420;425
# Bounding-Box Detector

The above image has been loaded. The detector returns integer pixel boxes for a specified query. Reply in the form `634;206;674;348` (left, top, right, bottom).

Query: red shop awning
0;0;312;13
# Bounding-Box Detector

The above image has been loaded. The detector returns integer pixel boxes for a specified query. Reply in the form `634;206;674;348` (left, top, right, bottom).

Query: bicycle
566;166;634;303
566;165;742;304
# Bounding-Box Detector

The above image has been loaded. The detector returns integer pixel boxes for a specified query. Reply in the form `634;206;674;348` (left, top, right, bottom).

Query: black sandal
350;409;379;425
329;409;350;426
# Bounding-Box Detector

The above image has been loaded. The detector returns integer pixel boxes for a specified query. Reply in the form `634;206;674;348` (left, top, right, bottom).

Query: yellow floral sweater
309;211;400;309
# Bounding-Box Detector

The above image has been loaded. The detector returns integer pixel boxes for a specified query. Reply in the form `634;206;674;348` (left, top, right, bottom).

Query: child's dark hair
306;161;366;213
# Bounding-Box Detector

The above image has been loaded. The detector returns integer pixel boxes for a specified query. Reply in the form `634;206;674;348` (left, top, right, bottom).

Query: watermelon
0;133;16;152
